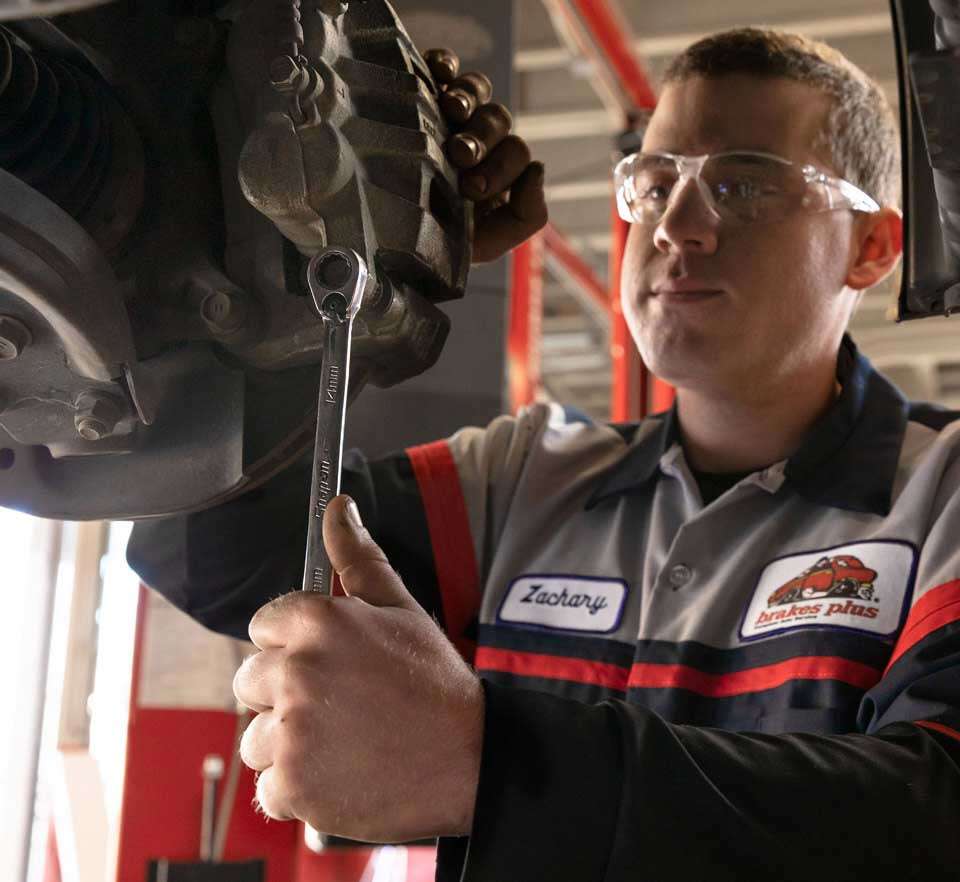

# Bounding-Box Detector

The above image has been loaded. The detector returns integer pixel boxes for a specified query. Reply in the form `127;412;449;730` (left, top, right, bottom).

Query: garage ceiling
504;0;960;415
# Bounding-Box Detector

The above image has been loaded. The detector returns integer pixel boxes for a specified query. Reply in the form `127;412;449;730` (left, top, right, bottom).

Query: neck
675;353;842;474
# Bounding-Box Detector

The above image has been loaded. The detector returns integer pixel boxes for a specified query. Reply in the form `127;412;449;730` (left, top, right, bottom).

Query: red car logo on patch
767;555;878;607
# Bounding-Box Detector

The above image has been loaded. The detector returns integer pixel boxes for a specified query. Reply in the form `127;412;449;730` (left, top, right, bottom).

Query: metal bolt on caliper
301;247;367;594
74;393;122;441
0;316;32;361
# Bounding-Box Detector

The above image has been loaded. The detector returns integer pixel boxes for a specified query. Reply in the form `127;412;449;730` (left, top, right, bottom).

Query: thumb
322;495;418;610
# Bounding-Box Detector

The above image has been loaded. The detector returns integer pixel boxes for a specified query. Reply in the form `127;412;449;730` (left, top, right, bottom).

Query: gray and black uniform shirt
129;336;960;882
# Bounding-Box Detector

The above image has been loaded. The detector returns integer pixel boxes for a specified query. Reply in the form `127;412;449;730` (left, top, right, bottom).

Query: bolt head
315;252;352;289
0;316;32;361
76;416;107;441
74;394;122;442
201;291;248;335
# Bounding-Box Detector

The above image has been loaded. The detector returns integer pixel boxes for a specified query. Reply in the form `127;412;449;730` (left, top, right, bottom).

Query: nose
652;176;720;256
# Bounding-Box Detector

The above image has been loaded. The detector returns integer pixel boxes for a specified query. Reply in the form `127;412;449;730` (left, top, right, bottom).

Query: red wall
114;587;437;882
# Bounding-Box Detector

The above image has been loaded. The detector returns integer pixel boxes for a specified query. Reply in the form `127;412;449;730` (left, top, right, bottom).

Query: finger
424;48;459;86
460;132;530;201
473;162;548;264
322;496;417;610
248;591;327;650
239;711;275;772
448;102;513;169
439;71;494;125
255;767;295;821
233;649;280;713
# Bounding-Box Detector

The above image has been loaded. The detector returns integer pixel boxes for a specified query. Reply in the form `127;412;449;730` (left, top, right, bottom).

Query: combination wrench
301;247;368;594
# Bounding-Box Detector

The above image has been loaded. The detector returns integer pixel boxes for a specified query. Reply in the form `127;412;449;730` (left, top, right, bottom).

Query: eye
716;177;769;201
639;184;671;202
630;157;678;207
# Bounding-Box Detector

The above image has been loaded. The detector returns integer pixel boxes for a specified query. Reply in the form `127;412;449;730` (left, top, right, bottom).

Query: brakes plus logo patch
739;542;915;640
498;575;627;634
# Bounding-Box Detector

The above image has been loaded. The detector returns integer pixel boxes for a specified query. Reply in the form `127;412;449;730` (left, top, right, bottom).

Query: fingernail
344;497;362;528
465;174;487;194
447;89;471;115
455;133;482;162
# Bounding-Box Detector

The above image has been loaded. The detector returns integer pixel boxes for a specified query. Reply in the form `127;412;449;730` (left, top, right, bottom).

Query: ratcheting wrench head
306;248;367;324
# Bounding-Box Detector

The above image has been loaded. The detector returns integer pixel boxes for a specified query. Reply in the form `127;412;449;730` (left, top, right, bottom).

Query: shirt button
669;564;693;588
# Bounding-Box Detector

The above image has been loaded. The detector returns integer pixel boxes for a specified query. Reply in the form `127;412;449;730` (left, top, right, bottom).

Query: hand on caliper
301;247;368;594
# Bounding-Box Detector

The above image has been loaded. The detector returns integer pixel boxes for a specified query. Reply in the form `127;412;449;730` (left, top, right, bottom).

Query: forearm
441;681;960;882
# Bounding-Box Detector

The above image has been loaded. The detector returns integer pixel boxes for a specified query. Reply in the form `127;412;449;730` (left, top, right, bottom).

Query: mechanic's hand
425;47;548;263
233;495;484;842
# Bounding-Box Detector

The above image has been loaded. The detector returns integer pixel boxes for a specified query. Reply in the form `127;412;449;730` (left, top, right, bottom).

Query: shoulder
451;402;635;453
442;402;647;483
896;400;960;500
906;400;960;433
901;401;960;461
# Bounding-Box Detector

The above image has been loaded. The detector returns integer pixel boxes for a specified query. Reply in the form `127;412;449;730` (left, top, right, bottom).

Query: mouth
651;284;725;304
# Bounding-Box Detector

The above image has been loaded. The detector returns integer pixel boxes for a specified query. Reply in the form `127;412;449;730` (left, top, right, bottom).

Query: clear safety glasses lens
614;152;878;226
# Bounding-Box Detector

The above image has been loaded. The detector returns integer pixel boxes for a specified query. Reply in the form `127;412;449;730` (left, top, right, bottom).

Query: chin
636;323;723;389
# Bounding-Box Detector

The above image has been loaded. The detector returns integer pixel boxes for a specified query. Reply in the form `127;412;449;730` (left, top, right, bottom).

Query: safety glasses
614;150;880;226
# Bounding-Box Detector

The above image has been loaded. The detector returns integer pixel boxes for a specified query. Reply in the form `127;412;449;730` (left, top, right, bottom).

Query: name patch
739;541;915;641
498;575;627;633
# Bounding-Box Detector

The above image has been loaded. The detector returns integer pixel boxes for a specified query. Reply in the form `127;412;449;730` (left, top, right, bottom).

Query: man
129;29;960;881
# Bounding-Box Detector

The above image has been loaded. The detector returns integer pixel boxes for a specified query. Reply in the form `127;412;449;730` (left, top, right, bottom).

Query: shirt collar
585;335;909;516
585;406;679;509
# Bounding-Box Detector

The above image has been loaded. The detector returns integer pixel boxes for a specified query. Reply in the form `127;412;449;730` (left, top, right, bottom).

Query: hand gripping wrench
301;247;368;593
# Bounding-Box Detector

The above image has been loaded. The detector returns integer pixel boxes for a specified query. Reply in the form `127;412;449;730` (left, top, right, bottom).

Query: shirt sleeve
125;406;546;642
434;682;960;882
857;452;960;740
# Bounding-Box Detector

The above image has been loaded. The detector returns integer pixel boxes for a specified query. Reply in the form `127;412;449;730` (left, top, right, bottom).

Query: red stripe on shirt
475;648;880;696
475;647;630;690
885;579;960;672
628;657;881;696
915;720;960;744
407;440;480;662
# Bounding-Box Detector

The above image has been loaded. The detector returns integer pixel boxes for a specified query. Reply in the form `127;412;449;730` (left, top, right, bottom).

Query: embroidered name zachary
521;583;609;616
499;575;628;633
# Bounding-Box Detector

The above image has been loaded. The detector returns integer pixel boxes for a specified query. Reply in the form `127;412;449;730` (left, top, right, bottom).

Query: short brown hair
663;27;901;207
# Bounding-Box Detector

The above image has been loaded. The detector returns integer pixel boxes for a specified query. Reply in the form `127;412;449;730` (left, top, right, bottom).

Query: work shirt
128;335;960;881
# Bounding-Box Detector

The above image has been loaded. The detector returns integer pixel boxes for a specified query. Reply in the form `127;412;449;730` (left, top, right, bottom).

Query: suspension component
0;25;144;253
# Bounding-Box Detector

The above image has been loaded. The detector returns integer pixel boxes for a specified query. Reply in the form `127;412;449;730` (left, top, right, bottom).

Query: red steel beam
532;0;671;419
566;0;657;111
608;205;646;421
508;234;545;412
542;224;608;315
558;0;674;419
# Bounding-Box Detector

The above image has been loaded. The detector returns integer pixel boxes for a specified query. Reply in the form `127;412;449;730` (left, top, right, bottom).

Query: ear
845;207;903;290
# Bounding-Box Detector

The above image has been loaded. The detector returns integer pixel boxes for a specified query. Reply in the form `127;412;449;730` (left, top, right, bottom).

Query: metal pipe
18;520;64;882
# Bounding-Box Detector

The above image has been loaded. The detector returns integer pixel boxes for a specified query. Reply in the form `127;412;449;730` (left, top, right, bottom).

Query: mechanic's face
621;75;862;396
